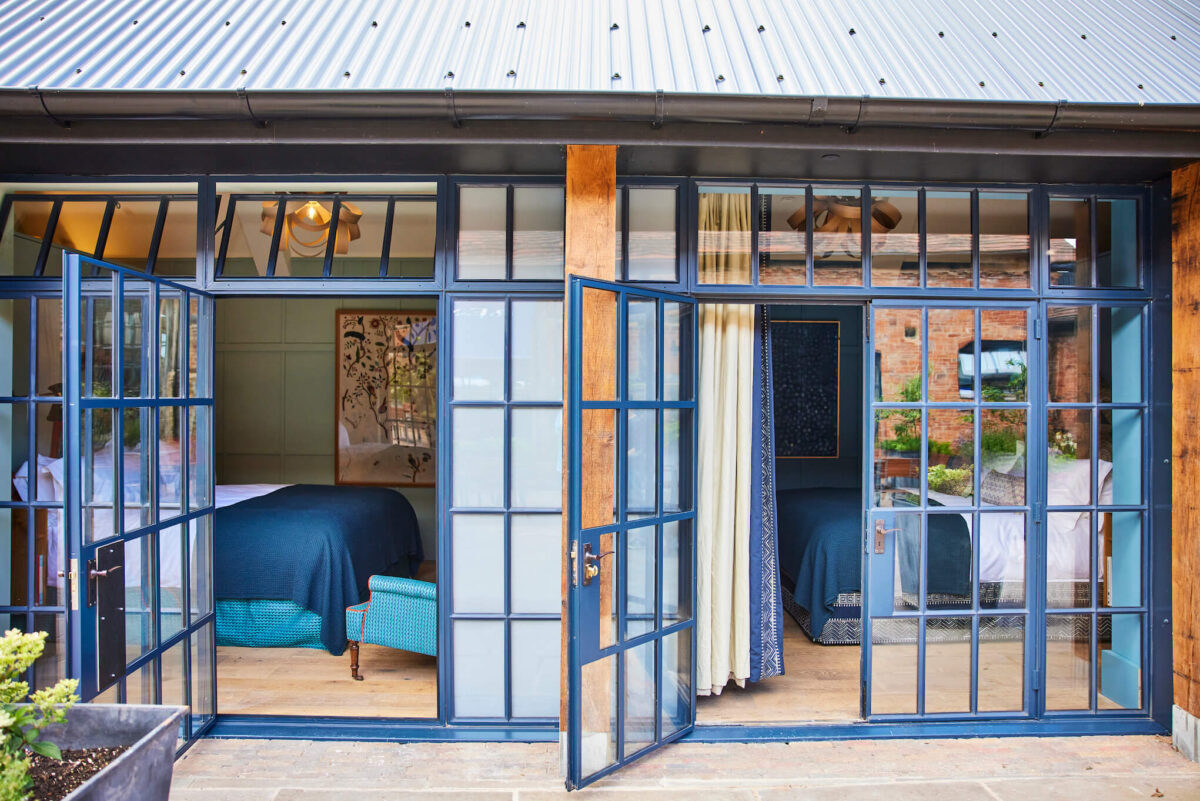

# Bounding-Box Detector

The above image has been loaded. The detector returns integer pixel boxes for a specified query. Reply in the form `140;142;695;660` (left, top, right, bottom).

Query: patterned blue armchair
345;575;437;681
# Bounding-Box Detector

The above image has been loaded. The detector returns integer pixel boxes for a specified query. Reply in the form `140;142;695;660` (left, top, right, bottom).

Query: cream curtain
696;302;754;696
697;191;752;284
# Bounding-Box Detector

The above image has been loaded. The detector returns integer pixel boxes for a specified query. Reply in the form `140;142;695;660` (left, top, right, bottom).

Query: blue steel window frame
63;252;217;748
440;289;565;725
864;300;1040;722
0;193;200;279
565;276;699;789
1044;190;1146;292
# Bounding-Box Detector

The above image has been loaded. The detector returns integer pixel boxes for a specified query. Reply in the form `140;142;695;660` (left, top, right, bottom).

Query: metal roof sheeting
0;0;1198;105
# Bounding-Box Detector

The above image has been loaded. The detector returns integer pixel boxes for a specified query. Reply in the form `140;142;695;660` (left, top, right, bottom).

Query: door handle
88;565;122;579
581;543;614;586
874;519;901;554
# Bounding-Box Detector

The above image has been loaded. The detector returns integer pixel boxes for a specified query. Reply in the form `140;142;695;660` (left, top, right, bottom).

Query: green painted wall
214;297;439;556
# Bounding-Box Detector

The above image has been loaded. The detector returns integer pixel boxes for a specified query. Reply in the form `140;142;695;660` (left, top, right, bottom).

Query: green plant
878;375;923;452
927;464;973;497
0;630;79;801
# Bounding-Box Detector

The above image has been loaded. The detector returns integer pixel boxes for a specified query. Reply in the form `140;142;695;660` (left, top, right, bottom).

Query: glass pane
1048;306;1092;402
452;300;505;401
510;514;561;614
581;410;616;528
1047;512;1091;608
33;402;60;503
926;191;972;288
387;200;436;278
130;657;158;705
453;620;505;717
458;186;507;280
1;299;30;397
758;188;807;285
121;292;149;398
1048;409;1092;506
511;620;560;718
1102;512;1141;608
158;294;183;398
627;188;677;281
159;524;184;641
215;197;267;278
580;654;618;776
981;410;1026;503
870;191;919;287
980;309;1028;402
978;615;1024;711
2;403;28;502
327;200;386;278
452;407;504;508
929;308;974;402
84;408;116;543
188;296;208;398
32;500;63;607
926;408;973;504
581;287;617;401
190;622;216;725
512;186;563;280
624;640;657;755
662;520;692;625
188;516;212;622
511;300;562;402
892;513;922;611
52;201;107;271
101;201;160;271
161;642;186;743
925;617;971;713
626;298;657;401
661;629;691;737
158;407;182;521
1100;307;1141;403
1098;613;1142;709
0;200;53;276
978;193;1029;288
1049;197;1089;287
122;406;150;532
626;409;657;518
979;513;1026;608
874;308;922;402
1101;409;1141;505
32;614;66;691
86;296;114;399
697;188;751;284
662;409;691;515
151;200;198;278
451;514;504;613
188;405;211;511
510;408;562;508
663;302;692;402
926;513;972;611
870;617;918;715
874;410;921;507
625;524;656;639
1096;199;1138;288
36;298;62;400
1046;614;1091;710
126;534;156;665
813;188;863;286
0;510;24;607
596;530;618;651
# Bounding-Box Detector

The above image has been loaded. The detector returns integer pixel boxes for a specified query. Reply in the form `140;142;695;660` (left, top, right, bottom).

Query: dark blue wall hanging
771;320;840;458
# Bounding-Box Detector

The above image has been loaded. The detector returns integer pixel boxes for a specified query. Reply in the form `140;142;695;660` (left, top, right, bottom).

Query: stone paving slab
171;735;1200;799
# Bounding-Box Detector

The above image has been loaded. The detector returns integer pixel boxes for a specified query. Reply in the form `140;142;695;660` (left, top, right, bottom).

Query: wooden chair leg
349;640;363;681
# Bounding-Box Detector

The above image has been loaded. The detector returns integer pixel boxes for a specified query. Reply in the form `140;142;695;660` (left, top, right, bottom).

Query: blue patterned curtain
749;305;785;682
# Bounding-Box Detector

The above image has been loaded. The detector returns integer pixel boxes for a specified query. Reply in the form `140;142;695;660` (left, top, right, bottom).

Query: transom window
456;183;564;281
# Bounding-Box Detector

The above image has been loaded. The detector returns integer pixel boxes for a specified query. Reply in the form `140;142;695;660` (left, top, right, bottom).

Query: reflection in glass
453;620;505;717
758;188;807;285
101;201;161;271
129;656;158;705
452;514;504;613
161;642;187;738
926;191;972;288
874;409;920;507
1101;512;1141;608
1046;512;1091;608
1101;409;1140;505
662;520;692;625
387;200;437;278
511;300;563;402
870;191;919;287
926;512;972;611
979;193;1029;288
1098;613;1141;710
121;293;149;398
452;300;505;401
662;409;691;514
663;303;692;402
698;188;752;284
1100;307;1141;403
626;410;657;518
979;513;1026;609
925;617;971;713
926;409;973;503
1048;306;1092;402
126;534;156;666
624;641;657;755
188;406;211;511
580;654;618;777
813;188;863;286
32;614;66;691
871;617;918;715
84;408;115;543
1096;199;1138;288
662;629;691;737
457;187;507;280
158;406;181;521
625;525;656;639
1046;614;1091;710
511;620;560;718
627;299;657;401
1050;197;1090;286
151;200;199;278
452;408;504;508
874;308;922;403
159;524;184;641
87;296;113;398
513;187;564;280
891;514;922;612
1048;409;1092;508
978;615;1024;711
189;516;212;622
979;309;1028;402
158;294;183;398
626;188;677;281
510;514;562;614
122;407;150;532
191;623;216;725
929;308;974;402
37;298;62;398
981;409;1026;501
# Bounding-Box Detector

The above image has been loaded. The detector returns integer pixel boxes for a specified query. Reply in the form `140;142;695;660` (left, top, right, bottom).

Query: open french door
565;277;697;789
63;253;216;745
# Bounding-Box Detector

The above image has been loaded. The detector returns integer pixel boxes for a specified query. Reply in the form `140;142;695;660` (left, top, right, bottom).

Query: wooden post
1173;161;1200;759
560;145;617;747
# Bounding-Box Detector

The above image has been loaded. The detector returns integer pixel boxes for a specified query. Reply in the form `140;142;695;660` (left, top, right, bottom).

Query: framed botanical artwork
335;310;437;486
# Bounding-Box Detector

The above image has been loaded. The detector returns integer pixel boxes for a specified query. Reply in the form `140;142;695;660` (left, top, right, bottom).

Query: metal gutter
3;89;1200;133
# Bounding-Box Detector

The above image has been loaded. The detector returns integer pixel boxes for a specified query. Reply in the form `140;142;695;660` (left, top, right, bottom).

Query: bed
778;459;1111;645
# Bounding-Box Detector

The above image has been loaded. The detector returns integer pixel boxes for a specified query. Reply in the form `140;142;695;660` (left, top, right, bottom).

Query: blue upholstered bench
345;575;437;680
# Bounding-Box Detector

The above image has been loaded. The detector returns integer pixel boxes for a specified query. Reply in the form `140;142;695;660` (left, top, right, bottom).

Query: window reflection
979;193;1029;288
869;191;918;288
813;188;863;286
698;188;751;284
926;191;972;288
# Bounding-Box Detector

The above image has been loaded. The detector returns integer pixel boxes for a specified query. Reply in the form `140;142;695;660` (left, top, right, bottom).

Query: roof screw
224;20;230;26
507;69;516;77
344;71;351;77
1138;83;1144;89
281;19;286;25
758;25;765;32
776;74;784;81
75;68;81;73
849;27;856;35
1080;33;1087;39
371;20;378;27
464;20;471;27
179;69;186;75
132;19;138;24
991;32;998;37
1171;34;1177;40
612;72;621;79
1037;80;1044;87
979;80;985;87
611;23;619;30
517;21;525;28
241;69;248;75
716;74;725;82
938;31;945;38
445;70;455;78
878;77;885;85
702;24;711;32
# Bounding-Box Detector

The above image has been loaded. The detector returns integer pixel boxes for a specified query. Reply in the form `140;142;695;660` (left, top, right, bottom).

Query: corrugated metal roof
0;0;1197;105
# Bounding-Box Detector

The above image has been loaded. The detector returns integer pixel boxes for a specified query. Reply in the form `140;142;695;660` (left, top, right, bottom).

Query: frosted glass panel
458;187;506;280
452;514;504;613
627;188;677;281
511;300;563;402
511;514;562;614
512;187;564;280
511;620;561;718
510;408;562;508
453;621;505;717
452;408;504;507
452;300;505;401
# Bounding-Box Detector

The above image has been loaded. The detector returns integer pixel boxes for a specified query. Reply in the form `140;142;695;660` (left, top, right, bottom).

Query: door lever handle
874;519;901;554
582;543;614;586
88;565;122;578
